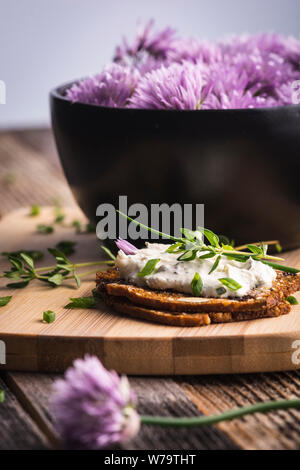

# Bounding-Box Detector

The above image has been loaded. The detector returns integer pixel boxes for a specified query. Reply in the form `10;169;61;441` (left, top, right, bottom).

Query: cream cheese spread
115;243;277;298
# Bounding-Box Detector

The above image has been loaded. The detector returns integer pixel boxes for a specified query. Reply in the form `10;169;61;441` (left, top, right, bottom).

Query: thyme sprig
117;211;299;274
0;248;114;289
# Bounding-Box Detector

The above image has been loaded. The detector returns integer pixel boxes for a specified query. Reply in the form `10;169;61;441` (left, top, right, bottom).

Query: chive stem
141;398;300;427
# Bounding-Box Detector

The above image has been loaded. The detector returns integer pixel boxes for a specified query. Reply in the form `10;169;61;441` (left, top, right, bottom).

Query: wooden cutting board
0;207;300;375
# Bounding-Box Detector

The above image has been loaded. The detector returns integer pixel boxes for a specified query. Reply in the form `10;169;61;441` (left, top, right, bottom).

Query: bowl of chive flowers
50;21;300;249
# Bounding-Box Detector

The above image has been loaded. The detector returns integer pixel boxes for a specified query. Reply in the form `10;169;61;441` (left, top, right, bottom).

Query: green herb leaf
6;280;30;289
177;250;197;262
43;310;56;323
55;214;65;224
191;272;203;297
48;273;63;286
286;296;299;305
64;297;97;309
0;296;12;307
37;224;54;234
29;204;40;217
48;248;68;263
72;220;82;233
20;253;34;269
199;228;220;247
246;244;263;255
0;389;5;403
209;255;221;274
55;241;76;256
2;250;43;261
137;259;160;277
223;253;249;262
181;228;203;243
198;252;215;259
218;277;242;291
165;242;184;253
276;243;282;253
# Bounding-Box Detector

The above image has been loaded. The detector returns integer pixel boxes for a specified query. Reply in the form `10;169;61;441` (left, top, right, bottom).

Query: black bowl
50;81;300;249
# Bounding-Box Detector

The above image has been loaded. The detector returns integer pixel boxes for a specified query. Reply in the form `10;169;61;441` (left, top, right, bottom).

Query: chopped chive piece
37;224;54;234
72;220;82;233
209;255;221;274
43;310;56;323
286;296;299;305
0;296;12;307
261;261;300;274
29;204;40;217
218;277;242;291
0;390;5;403
191;272;203;297
276;243;282;253
216;287;226;296
138;259;160;277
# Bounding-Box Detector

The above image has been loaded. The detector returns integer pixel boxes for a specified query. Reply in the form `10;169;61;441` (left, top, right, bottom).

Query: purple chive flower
129;63;210;110
116;238;137;255
113;19;176;66
66;63;140;108
51;355;140;449
168;38;222;65
66;23;300;110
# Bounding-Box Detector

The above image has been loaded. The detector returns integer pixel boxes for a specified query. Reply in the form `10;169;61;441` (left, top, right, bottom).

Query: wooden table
1;129;300;450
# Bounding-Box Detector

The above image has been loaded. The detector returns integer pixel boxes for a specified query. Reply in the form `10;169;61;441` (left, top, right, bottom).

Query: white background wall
0;0;299;128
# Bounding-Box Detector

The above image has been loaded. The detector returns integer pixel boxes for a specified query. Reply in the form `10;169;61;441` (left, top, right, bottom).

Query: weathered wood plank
0;374;49;449
178;372;300;450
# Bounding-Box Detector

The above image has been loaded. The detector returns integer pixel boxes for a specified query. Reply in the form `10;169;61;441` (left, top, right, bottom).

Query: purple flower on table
129;63;210;110
66;63;140;108
116;238;137;255
51;355;140;449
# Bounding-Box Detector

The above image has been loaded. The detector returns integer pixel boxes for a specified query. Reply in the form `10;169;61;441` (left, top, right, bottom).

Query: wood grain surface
0;206;300;375
1;129;300;450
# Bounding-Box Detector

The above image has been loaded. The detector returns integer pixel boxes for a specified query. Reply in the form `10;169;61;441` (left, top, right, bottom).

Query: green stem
65;269;99;280
261;260;300;274
117;210;181;242
34;260;113;273
141;398;300;427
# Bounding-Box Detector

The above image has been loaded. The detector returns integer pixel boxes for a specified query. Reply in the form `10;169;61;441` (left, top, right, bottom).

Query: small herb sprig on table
117;210;299;275
0;248;114;289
